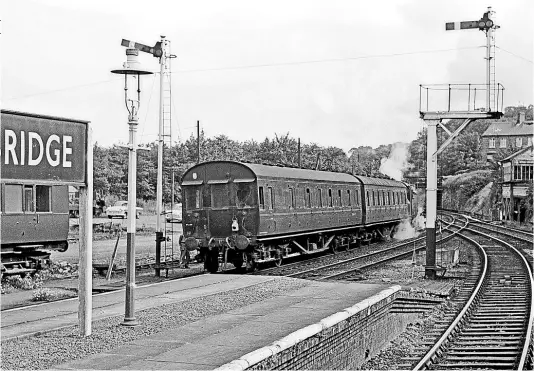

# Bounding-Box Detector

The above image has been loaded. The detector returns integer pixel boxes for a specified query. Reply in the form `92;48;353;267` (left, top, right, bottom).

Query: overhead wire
4;45;485;101
3;77;123;101
170;46;484;74
496;46;533;63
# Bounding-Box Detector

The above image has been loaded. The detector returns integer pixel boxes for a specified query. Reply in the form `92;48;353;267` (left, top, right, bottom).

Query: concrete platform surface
2;273;391;370
1;274;274;340
42;275;389;370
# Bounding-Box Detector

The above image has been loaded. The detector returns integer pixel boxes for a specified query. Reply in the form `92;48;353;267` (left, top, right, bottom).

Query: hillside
441;170;499;218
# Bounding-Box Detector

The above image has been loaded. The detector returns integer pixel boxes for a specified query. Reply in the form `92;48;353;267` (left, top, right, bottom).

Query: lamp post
111;48;153;326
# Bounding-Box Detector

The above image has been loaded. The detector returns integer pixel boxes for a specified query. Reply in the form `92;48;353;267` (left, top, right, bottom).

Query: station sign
1;110;88;184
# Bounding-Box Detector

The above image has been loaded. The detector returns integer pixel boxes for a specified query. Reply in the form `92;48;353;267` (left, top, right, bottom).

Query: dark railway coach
1;110;89;275
181;161;410;273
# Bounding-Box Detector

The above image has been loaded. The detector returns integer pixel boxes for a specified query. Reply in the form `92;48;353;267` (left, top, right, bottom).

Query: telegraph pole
197;120;200;163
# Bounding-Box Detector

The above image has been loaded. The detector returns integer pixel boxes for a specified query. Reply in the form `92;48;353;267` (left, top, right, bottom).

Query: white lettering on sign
3;130;74;168
28;132;44;166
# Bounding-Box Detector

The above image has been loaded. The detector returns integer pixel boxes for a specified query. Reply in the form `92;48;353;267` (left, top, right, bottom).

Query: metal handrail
419;83;505;113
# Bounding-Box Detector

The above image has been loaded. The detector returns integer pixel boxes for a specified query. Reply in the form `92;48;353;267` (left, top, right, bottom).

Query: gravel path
1;277;310;370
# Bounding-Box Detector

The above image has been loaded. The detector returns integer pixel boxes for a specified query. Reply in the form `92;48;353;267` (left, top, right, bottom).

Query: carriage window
317;189;323;208
386;191;390;206
203;185;211;208
184;186;201;210
328;189;333;207
338;189;342;207
36;185;51;212
24;185;34;212
305;188;311;208
366;191;370;206
259;187;265;209
268;187;274;209
288;188;295;209
347;190;351;206
236;182;256;207
4;184;23;213
211;184;231;208
372;191;376;206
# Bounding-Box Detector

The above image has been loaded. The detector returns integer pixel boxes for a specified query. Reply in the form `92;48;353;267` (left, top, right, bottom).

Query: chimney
518;111;526;125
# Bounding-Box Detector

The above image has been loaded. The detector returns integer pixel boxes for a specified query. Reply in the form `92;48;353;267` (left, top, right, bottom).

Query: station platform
2;274;394;370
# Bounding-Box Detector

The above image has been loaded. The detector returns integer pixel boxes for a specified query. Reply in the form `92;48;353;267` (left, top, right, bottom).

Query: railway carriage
1;182;70;275
181;161;410;273
1;109;88;276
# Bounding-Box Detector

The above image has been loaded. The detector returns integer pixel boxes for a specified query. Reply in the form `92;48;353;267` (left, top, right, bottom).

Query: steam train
181;161;414;273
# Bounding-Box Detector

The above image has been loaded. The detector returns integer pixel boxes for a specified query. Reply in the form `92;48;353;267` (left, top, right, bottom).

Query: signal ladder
488;27;497;111
160;40;180;267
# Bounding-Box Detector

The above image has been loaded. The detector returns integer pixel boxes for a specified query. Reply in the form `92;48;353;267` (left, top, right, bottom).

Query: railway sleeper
446;351;520;357
434;362;517;369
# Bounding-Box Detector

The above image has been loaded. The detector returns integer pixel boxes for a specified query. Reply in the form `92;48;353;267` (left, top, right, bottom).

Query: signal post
422;8;502;279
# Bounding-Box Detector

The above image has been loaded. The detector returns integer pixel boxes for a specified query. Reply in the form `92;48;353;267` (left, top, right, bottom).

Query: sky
1;0;532;153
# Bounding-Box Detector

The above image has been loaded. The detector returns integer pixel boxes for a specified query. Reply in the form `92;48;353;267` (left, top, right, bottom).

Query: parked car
106;201;142;219
164;203;182;223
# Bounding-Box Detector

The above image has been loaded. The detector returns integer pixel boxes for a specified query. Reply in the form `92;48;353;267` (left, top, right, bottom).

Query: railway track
256;215;464;281
409;222;533;370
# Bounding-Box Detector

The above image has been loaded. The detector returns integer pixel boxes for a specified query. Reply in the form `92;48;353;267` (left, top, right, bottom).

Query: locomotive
181;161;413;273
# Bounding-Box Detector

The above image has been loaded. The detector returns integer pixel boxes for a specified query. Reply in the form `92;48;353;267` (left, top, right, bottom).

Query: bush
1;275;43;291
32;287;75;301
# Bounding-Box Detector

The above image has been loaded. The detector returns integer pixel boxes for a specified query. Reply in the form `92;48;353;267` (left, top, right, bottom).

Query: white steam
379;142;409;181
393;207;426;240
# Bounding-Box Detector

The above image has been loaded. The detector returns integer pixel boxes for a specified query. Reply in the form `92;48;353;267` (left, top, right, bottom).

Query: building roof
501;145;533;163
482;121;533;137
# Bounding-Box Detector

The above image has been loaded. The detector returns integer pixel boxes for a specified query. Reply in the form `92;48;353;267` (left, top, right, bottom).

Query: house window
514;166;521;180
516;138;522;147
499;138;507;148
488;138;496;148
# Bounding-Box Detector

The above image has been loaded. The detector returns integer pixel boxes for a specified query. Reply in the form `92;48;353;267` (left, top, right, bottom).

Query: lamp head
111;49;154;75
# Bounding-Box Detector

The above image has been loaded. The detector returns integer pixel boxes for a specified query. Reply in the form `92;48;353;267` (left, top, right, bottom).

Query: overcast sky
2;0;532;152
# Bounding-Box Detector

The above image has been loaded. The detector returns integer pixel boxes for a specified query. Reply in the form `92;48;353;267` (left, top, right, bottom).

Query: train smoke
393;207;425;240
379;142;408;181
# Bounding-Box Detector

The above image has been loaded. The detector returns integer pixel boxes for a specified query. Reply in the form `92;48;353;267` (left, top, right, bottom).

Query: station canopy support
419;84;503;279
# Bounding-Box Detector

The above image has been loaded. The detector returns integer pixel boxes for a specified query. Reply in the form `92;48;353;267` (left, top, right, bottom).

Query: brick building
481;111;533;162
500;145;533;223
